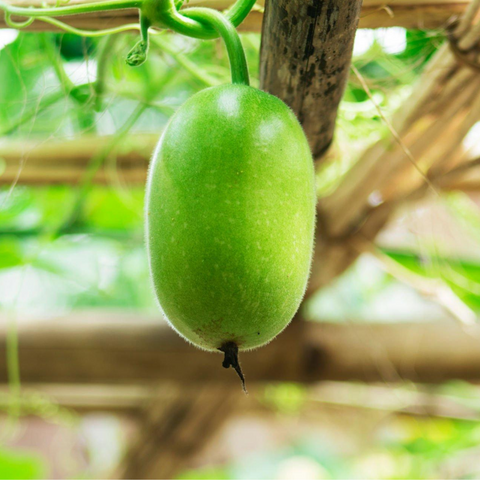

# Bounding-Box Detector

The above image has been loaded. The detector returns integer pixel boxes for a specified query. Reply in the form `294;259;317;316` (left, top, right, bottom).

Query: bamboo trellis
309;1;480;292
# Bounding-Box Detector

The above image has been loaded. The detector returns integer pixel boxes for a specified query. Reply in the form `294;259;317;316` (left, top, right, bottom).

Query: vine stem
159;0;256;39
36;17;144;36
0;0;142;18
0;0;256;40
165;7;249;85
95;34;119;110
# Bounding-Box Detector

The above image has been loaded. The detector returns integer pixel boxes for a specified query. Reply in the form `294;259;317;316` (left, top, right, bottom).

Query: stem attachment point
219;342;247;394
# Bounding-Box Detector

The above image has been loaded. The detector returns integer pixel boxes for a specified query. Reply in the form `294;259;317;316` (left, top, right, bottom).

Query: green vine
36;17;145;36
95;34;120;111
179;7;249;84
0;0;256;81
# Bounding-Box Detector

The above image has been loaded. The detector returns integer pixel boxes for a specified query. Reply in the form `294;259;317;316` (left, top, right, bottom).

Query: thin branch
351;64;439;198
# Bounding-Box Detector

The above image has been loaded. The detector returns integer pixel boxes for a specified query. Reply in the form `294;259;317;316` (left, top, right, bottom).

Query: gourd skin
146;84;316;351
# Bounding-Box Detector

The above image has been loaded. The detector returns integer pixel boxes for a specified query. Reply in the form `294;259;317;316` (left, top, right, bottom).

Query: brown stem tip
219;342;247;394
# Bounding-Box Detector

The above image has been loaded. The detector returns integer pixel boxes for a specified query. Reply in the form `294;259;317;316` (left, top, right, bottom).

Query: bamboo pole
3;313;480;385
259;0;363;159
0;135;155;185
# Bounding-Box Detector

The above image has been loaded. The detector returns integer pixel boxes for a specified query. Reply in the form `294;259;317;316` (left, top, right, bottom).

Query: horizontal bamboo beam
2;312;480;385
0;0;474;31
309;382;480;421
0;384;151;413
4;135;480;188
1;381;479;423
2;380;479;422
0;135;155;185
359;0;475;29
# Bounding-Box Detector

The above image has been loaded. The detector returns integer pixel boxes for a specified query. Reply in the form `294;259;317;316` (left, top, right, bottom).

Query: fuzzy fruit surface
146;84;316;351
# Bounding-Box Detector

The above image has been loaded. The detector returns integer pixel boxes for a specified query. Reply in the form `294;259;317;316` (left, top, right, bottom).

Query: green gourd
146;83;316;388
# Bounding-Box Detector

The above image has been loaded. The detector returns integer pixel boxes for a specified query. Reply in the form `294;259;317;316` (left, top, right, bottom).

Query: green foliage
0;239;24;269
262;383;307;414
0;185;153;311
178;412;480;480
56;33;95;60
382;190;480;313
178;467;230;479
386;250;480;310
0;34;46;131
0;448;47;479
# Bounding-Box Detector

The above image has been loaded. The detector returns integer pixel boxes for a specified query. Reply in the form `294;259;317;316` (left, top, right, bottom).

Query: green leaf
0;239;23;269
0;34;46;129
0;448;47;480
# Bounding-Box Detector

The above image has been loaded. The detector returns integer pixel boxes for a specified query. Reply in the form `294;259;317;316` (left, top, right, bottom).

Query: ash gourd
0;0;316;391
145;3;316;391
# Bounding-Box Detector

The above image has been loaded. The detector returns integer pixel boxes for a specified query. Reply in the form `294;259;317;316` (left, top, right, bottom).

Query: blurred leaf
262;383;307;414
385;250;480;311
83;188;143;231
0;448;47;479
0;34;45;128
178;467;229;479
0;239;23;269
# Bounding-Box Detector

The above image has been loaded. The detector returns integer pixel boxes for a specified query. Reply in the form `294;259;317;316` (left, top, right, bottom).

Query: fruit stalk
219;342;247;393
170;7;249;85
